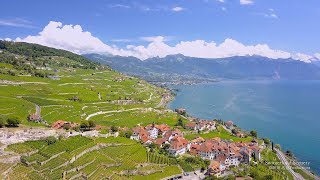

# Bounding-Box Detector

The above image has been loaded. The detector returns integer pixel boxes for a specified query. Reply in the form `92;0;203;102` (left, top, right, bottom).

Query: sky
1;0;320;62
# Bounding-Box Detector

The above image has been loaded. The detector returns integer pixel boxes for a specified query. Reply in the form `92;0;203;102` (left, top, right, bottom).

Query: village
126;119;263;178
1;111;264;179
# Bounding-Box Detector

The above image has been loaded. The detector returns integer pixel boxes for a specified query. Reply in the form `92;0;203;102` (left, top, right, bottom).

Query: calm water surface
169;80;320;174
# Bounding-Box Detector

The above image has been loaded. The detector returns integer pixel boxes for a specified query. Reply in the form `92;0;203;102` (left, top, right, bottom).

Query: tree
148;143;156;151
0;116;6;128
124;130;132;138
232;128;239;135
88;120;95;129
263;175;273;180
80;121;89;130
6;116;20;127
286;150;293;157
110;126;118;132
46;136;57;145
263;138;271;145
275;144;281;150
162;143;170;150
175;118;184;127
250;130;257;138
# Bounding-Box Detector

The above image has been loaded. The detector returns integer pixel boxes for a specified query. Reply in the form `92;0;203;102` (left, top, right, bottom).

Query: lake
169;80;320;175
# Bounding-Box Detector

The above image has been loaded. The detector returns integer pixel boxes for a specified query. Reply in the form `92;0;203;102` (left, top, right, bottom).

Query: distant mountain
84;54;320;83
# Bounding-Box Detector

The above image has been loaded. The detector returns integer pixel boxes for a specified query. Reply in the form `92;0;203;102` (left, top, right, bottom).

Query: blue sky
1;0;320;61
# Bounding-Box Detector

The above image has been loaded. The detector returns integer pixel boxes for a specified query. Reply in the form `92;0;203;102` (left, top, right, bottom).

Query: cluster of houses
185;119;216;132
51;120;79;129
190;137;261;177
129;122;262;178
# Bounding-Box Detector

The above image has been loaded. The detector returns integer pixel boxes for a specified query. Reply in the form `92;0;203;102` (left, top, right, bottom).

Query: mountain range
84;54;320;83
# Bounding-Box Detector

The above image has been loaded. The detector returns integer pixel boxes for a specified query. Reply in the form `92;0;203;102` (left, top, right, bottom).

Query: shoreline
165;85;320;178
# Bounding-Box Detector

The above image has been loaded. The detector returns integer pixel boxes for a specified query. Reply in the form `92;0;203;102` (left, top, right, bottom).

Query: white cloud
108;4;131;9
264;9;278;19
14;21;131;56
111;39;132;43
12;21;316;63
221;7;227;11
140;36;172;42
172;7;185;12
217;0;225;3
314;53;320;60
0;18;35;28
240;0;254;5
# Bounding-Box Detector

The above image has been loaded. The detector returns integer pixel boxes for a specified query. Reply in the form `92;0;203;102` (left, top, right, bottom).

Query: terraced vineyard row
4;136;182;179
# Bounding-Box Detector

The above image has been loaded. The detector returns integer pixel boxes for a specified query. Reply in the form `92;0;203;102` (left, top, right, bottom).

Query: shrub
0;116;6;128
80;121;89;129
88;120;95;128
110;126;118;132
250;130;257;138
6;116;20;127
45;136;57;145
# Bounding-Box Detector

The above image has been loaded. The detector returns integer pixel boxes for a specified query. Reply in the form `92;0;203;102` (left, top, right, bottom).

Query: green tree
110;126;118;132
175;118;184;127
285;150;293;157
45;136;57;145
6;116;20;127
263;175;273;180
124;130;132;138
263;138;271;145
0;116;6;128
80;121;89;130
162;143;170;150
88;120;95;129
250;130;257;138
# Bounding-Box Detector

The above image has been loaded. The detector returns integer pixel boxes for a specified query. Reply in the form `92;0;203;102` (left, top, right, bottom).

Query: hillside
0;41;105;78
0;41;180;127
1;136;181;179
0;42;185;179
85;54;320;83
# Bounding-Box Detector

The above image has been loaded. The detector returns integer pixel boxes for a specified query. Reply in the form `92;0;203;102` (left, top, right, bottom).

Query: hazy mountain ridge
84;54;320;82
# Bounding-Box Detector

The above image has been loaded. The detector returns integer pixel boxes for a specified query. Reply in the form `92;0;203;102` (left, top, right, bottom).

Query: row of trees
0;40;100;70
0;116;21;128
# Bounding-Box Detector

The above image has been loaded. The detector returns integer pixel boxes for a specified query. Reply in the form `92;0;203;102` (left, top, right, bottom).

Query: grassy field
4;136;182;180
0;67;181;127
184;125;253;142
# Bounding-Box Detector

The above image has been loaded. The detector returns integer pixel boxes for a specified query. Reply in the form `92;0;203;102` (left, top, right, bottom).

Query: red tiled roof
52;120;65;129
209;160;221;170
154;138;166;146
155;124;170;132
189;144;200;155
185;122;197;128
170;136;188;150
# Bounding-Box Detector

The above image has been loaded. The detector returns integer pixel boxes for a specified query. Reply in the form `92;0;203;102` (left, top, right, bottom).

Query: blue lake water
169;80;320;175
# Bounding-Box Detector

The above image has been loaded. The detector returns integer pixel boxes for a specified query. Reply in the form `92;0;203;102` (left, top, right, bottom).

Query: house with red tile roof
52;120;65;129
154;138;167;148
130;126;149;141
155;124;171;135
168;136;189;156
185;122;197;131
206;160;226;177
51;120;79;129
145;124;159;139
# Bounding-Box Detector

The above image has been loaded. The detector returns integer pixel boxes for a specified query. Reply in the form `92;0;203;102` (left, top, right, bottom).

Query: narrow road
155;95;166;108
85;107;146;120
35;104;41;116
275;148;303;180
